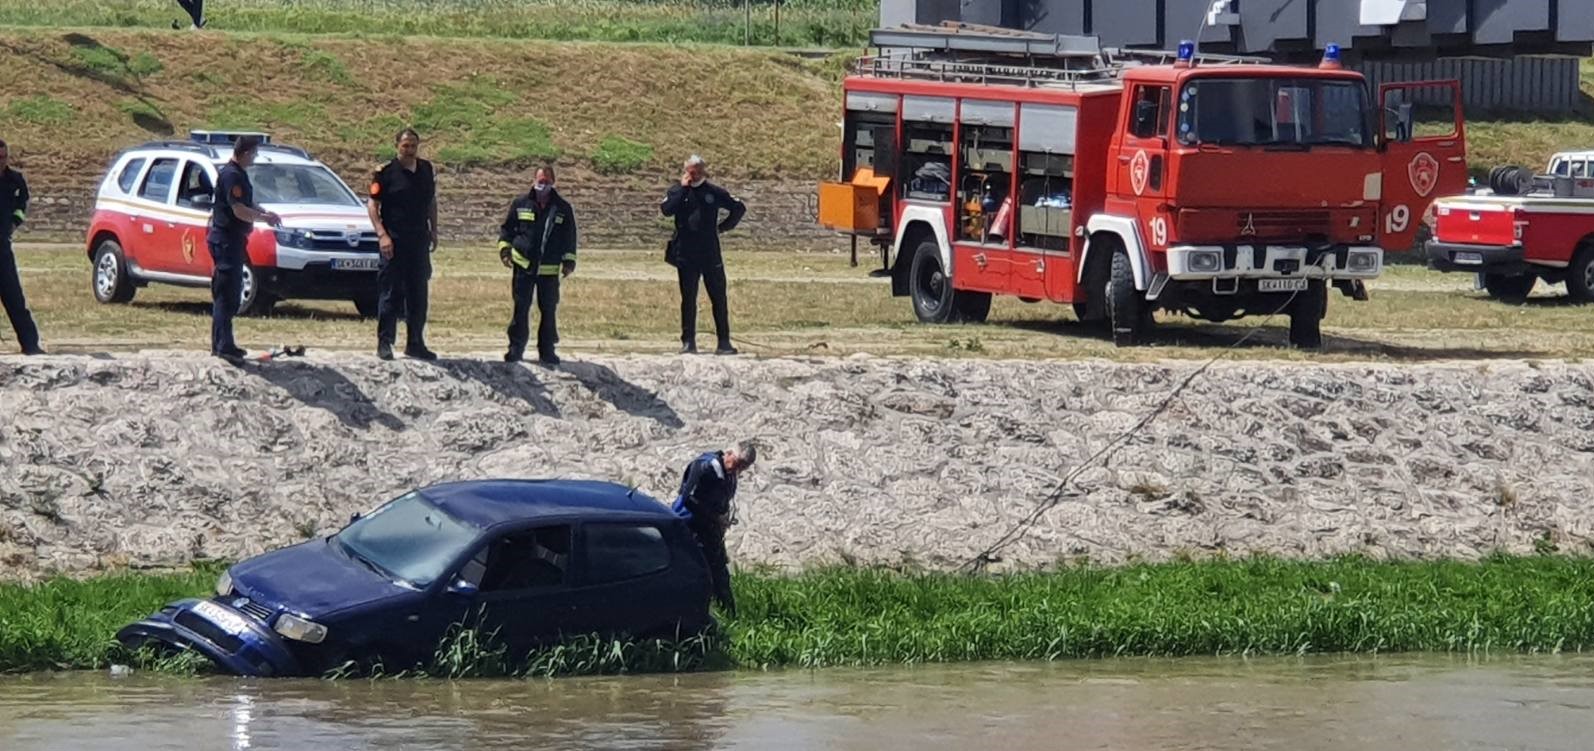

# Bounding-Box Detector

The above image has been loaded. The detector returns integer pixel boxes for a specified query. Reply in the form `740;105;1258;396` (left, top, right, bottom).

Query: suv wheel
1569;245;1594;303
92;238;136;304
237;264;276;317
1482;273;1536;303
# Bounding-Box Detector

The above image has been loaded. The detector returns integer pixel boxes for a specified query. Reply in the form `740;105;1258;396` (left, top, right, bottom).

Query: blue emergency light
1177;40;1195;63
1321;43;1343;69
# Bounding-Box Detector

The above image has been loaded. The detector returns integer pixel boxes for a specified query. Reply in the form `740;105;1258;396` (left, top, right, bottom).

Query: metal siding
903;95;956;123
1473;0;1550;45
1165;0;1232;47
1238;0;1311;52
879;0;918;27
1560;0;1594;41
1353;56;1580;114
1019;104;1079;154
1427;0;1470;35
1090;0;1160;46
1025;0;1089;35
961;0;1005;26
1316;0;1382;47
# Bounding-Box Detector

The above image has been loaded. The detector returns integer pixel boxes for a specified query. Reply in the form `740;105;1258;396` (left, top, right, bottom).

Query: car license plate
1258;278;1309;293
193;600;252;636
331;257;379;271
1453;252;1484;265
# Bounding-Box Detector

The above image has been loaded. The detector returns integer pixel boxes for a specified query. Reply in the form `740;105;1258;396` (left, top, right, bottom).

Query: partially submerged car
116;480;713;677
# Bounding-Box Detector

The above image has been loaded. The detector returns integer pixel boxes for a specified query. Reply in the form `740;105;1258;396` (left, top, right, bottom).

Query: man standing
670;442;758;617
173;0;206;29
497;165;577;365
660;155;745;355
207;136;280;361
367;128;439;361
0;139;41;355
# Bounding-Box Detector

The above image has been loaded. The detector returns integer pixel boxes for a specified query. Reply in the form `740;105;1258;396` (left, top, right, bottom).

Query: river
2;654;1591;750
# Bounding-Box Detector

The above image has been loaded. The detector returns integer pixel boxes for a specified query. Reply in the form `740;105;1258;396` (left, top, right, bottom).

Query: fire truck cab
819;23;1467;348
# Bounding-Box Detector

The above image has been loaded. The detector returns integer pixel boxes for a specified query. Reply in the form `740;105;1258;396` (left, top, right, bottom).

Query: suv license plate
193;600;251;636
1453;252;1484;265
331;257;379;271
1258;278;1308;293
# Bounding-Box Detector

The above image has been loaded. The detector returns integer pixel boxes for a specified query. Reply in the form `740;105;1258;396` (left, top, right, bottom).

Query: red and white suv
85;131;381;316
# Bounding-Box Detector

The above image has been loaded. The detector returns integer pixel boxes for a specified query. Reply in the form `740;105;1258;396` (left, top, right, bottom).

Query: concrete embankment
1;354;1590;578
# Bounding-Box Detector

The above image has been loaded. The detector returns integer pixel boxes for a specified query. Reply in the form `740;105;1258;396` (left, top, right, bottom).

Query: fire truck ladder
861;22;1264;89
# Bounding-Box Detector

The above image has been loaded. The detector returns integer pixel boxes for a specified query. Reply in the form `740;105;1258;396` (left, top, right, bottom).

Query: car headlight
273;613;328;644
274;229;312;248
216;571;234;597
1347;250;1379;272
1188;250;1222;273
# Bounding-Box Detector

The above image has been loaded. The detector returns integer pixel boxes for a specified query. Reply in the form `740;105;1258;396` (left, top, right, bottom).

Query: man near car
670;442;757;617
497;164;577;365
0;139;42;355
660;154;745;355
367;128;439;361
208;136;281;362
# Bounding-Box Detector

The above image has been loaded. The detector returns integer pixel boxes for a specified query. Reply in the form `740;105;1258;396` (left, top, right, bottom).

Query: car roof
115;140;322;168
418;479;677;529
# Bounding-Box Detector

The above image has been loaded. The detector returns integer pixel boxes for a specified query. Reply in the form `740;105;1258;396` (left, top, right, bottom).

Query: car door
130;157;181;273
172;158;217;274
465;524;582;653
571;521;684;639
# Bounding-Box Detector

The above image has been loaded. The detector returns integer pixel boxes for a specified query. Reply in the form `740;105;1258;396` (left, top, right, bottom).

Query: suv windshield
246;163;360;206
1177;77;1370;148
335;492;479;588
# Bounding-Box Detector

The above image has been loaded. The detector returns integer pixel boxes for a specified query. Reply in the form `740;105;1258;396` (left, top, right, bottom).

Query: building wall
1355;56;1582;114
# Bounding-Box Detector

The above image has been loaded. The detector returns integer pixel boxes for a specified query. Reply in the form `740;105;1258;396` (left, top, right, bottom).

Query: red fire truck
818;23;1467;347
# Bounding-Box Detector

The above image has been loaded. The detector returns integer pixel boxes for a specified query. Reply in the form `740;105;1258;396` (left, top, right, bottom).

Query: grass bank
4;556;1594;676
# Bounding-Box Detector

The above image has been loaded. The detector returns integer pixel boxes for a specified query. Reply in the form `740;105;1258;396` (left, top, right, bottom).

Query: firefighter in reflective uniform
497;165;577;365
670;442;757;617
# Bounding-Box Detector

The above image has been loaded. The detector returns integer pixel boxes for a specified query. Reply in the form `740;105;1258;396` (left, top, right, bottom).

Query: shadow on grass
147;301;366;322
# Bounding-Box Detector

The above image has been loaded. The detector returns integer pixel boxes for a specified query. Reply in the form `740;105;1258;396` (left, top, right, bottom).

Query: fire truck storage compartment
957;99;1015;244
821;92;897;234
902;95;955;202
1016;103;1077;252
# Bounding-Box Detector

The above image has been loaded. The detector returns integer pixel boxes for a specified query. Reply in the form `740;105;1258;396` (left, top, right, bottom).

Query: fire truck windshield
245;164;361;207
1176;77;1371;149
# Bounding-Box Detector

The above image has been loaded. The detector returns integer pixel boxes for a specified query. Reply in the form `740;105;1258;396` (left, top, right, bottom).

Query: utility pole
744;0;750;46
774;0;781;48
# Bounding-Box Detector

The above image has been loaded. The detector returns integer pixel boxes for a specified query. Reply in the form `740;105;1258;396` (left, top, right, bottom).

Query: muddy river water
2;655;1591;750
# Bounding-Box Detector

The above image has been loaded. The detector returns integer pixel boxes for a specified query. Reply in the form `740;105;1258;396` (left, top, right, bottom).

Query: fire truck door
1378;81;1466;251
1117;84;1174;262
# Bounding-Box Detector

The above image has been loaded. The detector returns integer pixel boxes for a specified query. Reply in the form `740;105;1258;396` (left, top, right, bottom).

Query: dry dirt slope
0;30;845;247
1;353;1591;579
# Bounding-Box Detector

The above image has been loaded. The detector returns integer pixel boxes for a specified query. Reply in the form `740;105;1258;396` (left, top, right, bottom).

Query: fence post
744;0;751;46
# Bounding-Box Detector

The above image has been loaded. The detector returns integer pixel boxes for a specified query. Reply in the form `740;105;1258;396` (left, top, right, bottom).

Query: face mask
533;182;551;194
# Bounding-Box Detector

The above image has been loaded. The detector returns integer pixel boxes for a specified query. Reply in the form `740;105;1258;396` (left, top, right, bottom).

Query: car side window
1575;161;1590;178
138;158;178;204
117;158;147;194
584;524;669;584
175;161;214;210
475;525;572;593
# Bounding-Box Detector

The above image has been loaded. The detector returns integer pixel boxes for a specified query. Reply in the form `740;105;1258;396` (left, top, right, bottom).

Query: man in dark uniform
0;139;42;355
207;136;280;361
497;165;578;365
660;154;745;355
173;0;206;29
670;442;758;617
366;128;439;361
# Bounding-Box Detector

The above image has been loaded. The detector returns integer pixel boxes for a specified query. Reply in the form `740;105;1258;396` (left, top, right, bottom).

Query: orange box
819;168;891;233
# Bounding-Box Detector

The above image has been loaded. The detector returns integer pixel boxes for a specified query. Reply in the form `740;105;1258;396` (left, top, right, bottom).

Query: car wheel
1482;273;1536;302
1287;280;1328;349
1569;245;1594;303
1106;245;1147;347
92;238;136;304
237;264;276;317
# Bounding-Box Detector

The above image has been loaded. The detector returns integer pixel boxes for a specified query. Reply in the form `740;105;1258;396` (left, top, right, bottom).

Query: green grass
5;556;1594;676
0;0;879;47
3;94;74;125
592;134;655;174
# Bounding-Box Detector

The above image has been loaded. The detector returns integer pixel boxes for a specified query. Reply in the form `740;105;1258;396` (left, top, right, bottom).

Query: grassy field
8;244;1594;362
0;0;877;47
3;556;1593;675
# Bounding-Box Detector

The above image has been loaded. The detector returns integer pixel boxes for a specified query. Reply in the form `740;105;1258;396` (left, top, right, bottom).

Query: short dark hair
535;164;556;183
395;127;420;144
0;138;9;150
736;440;758;468
233;136;261;158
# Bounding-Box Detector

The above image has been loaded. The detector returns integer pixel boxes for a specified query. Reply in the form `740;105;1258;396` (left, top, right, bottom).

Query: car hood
230;538;414;621
260;202;375;232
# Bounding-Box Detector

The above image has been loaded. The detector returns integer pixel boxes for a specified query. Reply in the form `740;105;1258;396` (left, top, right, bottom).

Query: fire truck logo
181;231;195;264
1409;152;1440;198
1240;213;1257;236
1130;149;1151;196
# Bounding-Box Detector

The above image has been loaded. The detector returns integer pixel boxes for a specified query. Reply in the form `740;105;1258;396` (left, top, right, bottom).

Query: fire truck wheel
1106;248;1146;347
953;290;992;323
1481;273;1536;303
1287;281;1327;349
1569;246;1594;303
909;239;956;323
91;238;136;304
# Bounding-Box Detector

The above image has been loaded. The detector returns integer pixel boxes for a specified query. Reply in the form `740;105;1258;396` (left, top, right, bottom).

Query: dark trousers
677;261;730;346
177;0;205;26
507;267;560;358
0;238;40;352
208;244;243;355
377;242;431;349
691;525;736;616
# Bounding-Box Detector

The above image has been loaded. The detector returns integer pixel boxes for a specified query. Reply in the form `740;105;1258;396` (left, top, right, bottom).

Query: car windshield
246;163;360;206
334;492;480;589
1177;77;1371;149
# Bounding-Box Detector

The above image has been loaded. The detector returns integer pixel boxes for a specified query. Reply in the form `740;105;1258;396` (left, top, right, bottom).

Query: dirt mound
1;353;1591;578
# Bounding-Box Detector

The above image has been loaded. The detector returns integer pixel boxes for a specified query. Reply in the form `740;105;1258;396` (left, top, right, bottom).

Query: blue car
116;480;715;677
